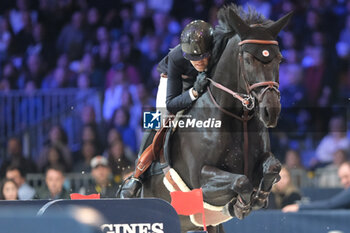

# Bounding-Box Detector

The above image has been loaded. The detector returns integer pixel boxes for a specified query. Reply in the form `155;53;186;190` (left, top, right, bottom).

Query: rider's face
190;57;209;72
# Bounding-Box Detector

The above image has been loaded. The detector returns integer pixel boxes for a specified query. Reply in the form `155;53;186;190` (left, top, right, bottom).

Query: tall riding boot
120;129;157;198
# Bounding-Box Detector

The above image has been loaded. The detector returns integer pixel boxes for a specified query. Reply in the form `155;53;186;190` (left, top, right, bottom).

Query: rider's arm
166;50;197;114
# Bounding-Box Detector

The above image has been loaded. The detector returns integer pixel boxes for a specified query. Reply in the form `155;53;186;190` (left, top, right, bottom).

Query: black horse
141;5;292;233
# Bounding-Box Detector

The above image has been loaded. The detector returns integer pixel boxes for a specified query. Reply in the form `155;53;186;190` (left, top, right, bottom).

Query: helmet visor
183;51;210;61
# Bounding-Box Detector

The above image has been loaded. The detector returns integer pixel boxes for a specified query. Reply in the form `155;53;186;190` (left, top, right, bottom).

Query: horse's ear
223;8;250;39
267;11;293;39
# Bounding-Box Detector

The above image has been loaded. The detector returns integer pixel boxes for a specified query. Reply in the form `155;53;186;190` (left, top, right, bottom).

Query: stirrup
119;176;143;198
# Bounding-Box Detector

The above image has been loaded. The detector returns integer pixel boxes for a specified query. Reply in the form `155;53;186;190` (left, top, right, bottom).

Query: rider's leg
120;74;168;198
120;129;156;198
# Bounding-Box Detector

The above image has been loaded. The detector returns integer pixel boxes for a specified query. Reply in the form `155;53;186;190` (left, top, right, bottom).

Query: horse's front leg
252;152;281;209
200;165;253;220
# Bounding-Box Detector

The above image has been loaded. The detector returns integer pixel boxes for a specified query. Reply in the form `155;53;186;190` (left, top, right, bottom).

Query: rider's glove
193;72;209;95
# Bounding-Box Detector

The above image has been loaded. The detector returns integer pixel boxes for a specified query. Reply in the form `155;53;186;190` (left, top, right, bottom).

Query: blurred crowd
0;0;349;202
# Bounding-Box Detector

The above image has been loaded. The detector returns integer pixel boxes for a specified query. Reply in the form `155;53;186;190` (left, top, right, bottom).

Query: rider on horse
120;20;215;198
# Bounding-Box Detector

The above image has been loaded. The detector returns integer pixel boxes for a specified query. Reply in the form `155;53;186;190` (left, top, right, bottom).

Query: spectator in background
103;66;125;121
336;14;350;102
10;10;34;56
129;19;145;51
79;156;118;198
41;66;70;89
0;17;12;62
35;165;70;200
94;39;110;71
27;22;54;68
56;11;85;60
73;141;97;173
19;80;42;126
120;89;141;129
104;42;124;89
81;123;102;154
105;128;122;148
301;45;326;107
5;165;35;200
0;137;37;177
106;139;135;184
39;145;71;173
81;105;98;127
283;161;350;212
284;149;308;188
118;34;142;78
1;61;19;90
278;49;306;135
299;10;321;47
37;125;72;170
268;166;301;209
85;7;101;45
0;178;19;200
336;14;350;59
139;34;164;82
0;78;11;92
77;52;105;89
110;107;137;153
313;115;350;168
103;65;138;121
76;105;103;139
75;73;102;125
316;149;349;188
17;53;47;89
9;0;37;35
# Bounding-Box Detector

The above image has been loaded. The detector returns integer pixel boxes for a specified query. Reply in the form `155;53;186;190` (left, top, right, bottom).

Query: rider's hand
193;72;209;95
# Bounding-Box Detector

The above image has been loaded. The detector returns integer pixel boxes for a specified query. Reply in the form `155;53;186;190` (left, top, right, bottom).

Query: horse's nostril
264;107;269;118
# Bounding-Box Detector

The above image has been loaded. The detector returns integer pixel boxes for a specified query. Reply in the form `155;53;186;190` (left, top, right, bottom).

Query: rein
206;38;280;178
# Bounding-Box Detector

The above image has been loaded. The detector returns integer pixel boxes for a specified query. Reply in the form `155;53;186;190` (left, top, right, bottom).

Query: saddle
134;117;173;179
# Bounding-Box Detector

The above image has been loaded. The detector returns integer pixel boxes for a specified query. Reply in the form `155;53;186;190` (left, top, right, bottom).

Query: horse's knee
233;175;253;194
263;155;281;175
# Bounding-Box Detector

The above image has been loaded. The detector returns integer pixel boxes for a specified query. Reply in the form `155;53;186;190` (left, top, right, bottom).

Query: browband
238;39;279;46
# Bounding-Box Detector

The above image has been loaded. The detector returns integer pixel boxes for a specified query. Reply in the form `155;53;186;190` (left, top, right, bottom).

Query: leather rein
206;39;280;178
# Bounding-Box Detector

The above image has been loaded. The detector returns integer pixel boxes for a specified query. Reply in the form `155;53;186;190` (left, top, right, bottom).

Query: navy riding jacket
157;45;199;114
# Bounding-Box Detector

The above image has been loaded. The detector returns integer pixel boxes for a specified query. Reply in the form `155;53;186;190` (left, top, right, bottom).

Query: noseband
206;38;280;178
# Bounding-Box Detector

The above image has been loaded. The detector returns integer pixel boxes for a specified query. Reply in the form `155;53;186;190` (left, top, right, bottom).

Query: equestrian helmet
181;20;214;61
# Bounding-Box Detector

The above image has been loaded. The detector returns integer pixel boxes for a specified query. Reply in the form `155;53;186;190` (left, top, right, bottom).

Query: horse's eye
244;57;252;65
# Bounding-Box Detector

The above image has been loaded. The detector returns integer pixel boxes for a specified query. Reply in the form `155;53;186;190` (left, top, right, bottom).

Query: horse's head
226;10;292;128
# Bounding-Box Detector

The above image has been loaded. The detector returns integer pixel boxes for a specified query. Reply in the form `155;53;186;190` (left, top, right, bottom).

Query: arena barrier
0;198;181;233
1;199;348;233
223;209;349;233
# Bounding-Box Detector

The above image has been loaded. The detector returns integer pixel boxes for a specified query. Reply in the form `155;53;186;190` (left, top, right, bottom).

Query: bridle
206;38;281;178
207;39;280;115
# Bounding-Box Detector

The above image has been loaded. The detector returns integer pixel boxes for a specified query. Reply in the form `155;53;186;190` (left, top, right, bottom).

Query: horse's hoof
233;197;251;220
251;190;269;210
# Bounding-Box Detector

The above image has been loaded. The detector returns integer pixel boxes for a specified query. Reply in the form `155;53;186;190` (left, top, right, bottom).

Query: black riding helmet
181;20;214;61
